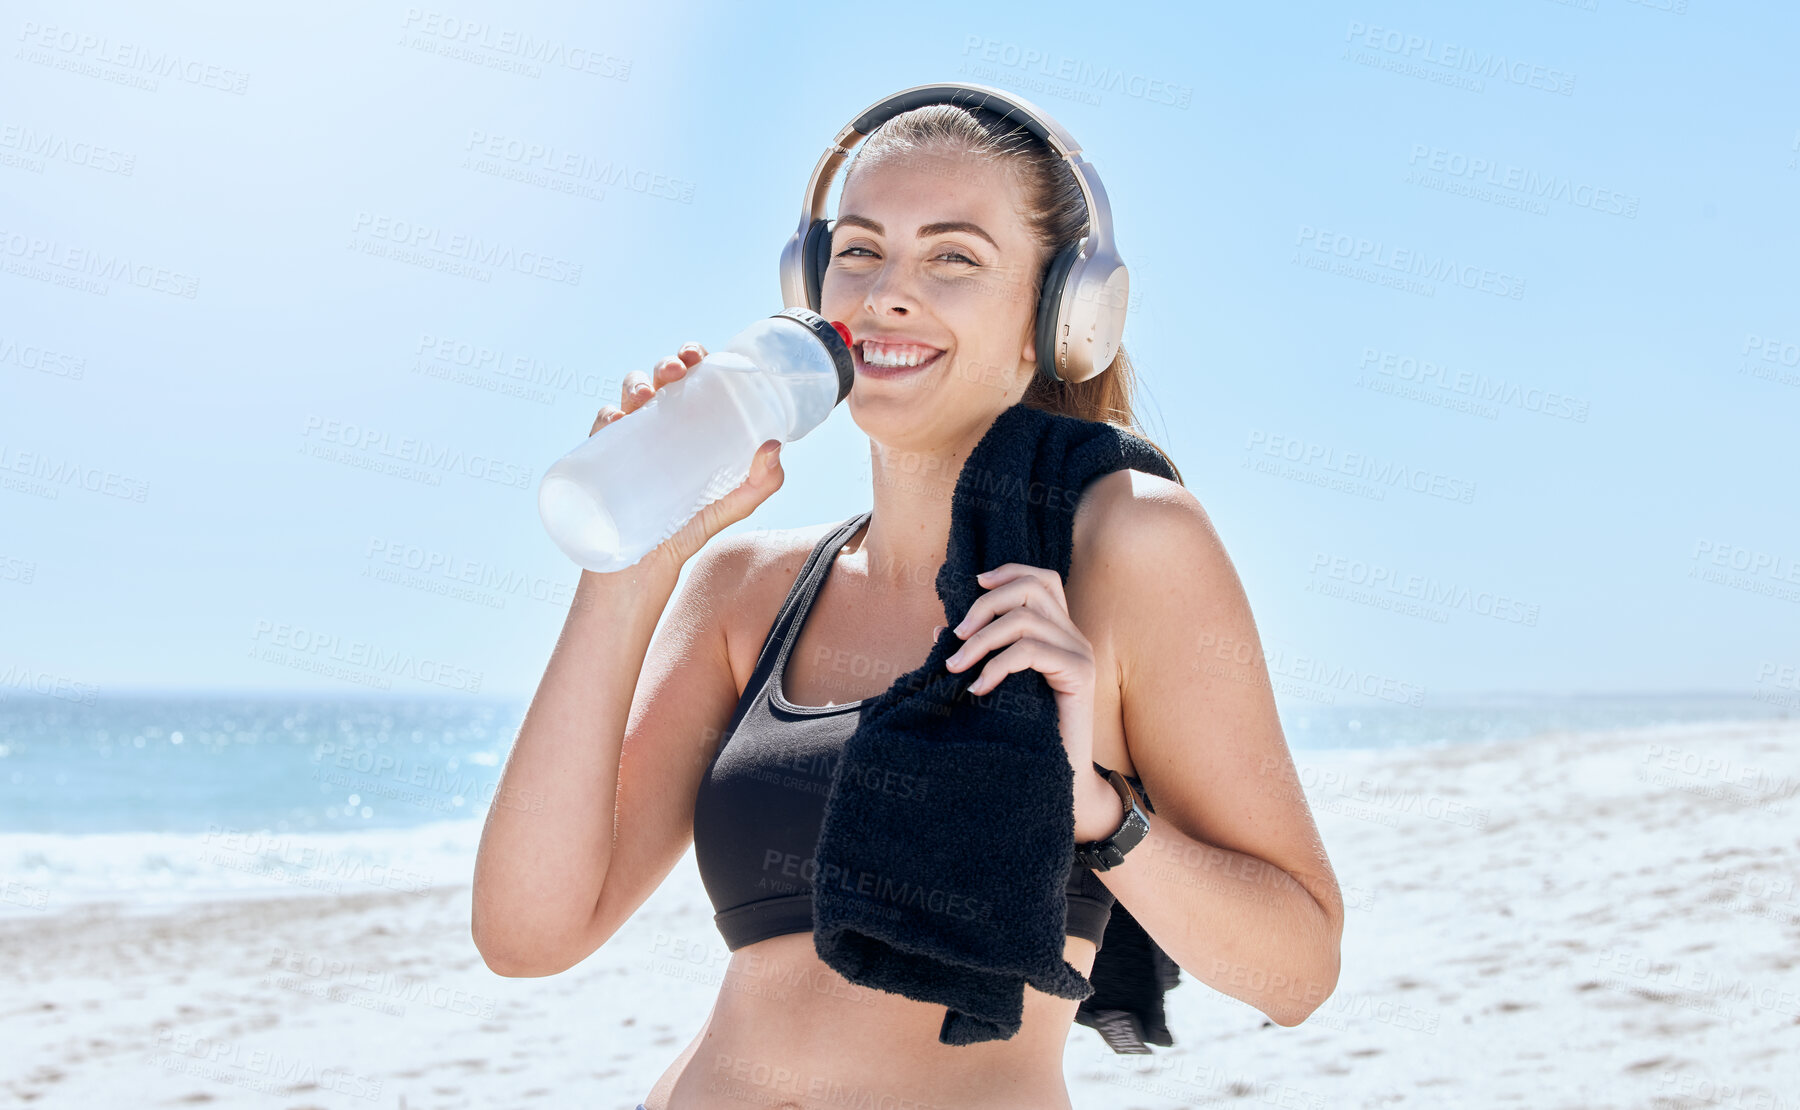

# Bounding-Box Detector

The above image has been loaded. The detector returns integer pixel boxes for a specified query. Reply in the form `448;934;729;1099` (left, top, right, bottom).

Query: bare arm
1089;470;1344;1026
470;561;681;976
469;341;786;976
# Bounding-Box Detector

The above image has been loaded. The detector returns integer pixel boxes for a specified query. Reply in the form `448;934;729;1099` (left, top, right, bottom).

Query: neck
851;408;1008;592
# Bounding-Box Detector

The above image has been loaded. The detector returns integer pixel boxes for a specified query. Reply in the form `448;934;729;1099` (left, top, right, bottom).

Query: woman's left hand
944;563;1125;841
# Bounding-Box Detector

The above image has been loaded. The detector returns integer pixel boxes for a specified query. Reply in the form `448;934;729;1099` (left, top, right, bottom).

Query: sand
4;717;1796;1109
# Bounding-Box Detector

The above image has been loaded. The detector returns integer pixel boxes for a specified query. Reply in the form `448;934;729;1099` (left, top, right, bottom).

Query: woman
472;102;1344;1109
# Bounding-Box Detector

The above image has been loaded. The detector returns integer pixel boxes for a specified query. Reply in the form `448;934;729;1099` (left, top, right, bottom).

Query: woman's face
819;145;1045;449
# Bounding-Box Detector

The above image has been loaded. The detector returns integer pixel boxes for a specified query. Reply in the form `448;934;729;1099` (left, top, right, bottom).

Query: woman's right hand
589;342;786;575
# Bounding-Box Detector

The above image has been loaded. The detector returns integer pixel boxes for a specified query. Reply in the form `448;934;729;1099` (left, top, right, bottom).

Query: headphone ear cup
1034;240;1084;383
803;219;834;313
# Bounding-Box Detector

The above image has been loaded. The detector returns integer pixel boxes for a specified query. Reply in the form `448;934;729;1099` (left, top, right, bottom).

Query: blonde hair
845;103;1183;485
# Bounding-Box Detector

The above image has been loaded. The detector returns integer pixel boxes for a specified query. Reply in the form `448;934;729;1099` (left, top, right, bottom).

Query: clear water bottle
538;308;855;573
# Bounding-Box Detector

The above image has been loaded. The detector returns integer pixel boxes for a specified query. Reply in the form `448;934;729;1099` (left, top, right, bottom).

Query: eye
832;245;978;265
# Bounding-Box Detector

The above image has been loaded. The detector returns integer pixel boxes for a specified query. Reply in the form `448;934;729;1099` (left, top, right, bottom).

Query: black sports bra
693;510;1148;952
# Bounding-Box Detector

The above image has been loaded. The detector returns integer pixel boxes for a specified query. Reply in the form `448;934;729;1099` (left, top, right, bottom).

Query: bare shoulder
1073;467;1221;586
688;520;852;696
1071;466;1244;695
694;518;845;598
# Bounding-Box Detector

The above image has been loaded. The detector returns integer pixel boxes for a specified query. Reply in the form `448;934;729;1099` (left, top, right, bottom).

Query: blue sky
3;0;1795;703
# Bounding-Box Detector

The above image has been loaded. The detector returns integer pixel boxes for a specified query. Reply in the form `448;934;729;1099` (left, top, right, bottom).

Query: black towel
811;400;1184;1051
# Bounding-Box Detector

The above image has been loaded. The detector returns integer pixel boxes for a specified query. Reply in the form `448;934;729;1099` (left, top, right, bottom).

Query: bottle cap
771;307;855;404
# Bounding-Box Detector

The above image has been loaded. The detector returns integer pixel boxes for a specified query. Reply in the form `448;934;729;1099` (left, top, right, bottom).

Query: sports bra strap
743;511;872;690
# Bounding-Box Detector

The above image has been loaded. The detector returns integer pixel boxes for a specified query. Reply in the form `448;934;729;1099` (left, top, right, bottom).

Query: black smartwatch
1074;767;1151;871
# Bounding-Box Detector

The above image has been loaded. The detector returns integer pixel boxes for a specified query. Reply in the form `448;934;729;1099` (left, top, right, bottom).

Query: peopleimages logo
1406;143;1638;218
400;7;631;79
958;36;1192;108
1343;21;1576;96
1308;553;1541;626
0;442;149;502
14;21;251;94
0;121;137;175
0;334;86;380
364;536;577;611
249;619;484;693
299;415;532;489
1263;648;1426;707
349;211;582;286
0;664;99;705
462;130;695;204
264;945;498;1019
413;332;607;401
1742;332;1800;388
1294;225;1526;300
0;226;198;298
1357;348;1590;423
1243;430;1478;504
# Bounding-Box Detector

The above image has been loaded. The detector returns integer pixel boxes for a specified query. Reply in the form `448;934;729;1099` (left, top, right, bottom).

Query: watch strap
1074;767;1150;871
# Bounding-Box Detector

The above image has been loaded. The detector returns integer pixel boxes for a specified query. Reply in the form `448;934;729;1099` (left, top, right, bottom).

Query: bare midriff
642;931;1100;1110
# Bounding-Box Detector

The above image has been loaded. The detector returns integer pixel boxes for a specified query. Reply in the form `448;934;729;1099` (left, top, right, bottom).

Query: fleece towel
811;399;1183;1049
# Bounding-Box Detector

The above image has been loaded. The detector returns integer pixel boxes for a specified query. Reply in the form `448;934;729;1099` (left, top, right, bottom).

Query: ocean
0;690;1789;915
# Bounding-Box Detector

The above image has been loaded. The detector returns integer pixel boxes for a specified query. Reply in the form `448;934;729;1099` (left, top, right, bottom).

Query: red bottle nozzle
830;321;853;349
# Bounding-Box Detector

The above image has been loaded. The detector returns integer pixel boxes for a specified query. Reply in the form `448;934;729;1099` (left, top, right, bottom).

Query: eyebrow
836;214;998;250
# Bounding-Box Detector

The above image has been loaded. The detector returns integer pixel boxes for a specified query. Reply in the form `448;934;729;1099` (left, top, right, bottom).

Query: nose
862;259;916;318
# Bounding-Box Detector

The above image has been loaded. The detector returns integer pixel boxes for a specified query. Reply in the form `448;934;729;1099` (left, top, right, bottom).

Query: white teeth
861;342;940;368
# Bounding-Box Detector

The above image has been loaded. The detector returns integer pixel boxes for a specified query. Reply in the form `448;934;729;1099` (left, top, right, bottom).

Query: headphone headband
845;83;1076;160
779;81;1128;384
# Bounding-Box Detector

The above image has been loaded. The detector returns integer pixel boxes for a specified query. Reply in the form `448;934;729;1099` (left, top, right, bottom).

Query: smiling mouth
856;340;946;374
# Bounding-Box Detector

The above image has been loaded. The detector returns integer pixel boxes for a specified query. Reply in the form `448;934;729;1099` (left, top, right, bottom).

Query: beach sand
4;717;1796;1109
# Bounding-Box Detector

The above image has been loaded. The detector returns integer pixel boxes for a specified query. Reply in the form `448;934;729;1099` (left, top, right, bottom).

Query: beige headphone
777;81;1130;384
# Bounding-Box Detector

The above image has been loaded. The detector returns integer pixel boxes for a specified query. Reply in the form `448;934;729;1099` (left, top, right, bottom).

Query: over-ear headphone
778;81;1129;385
